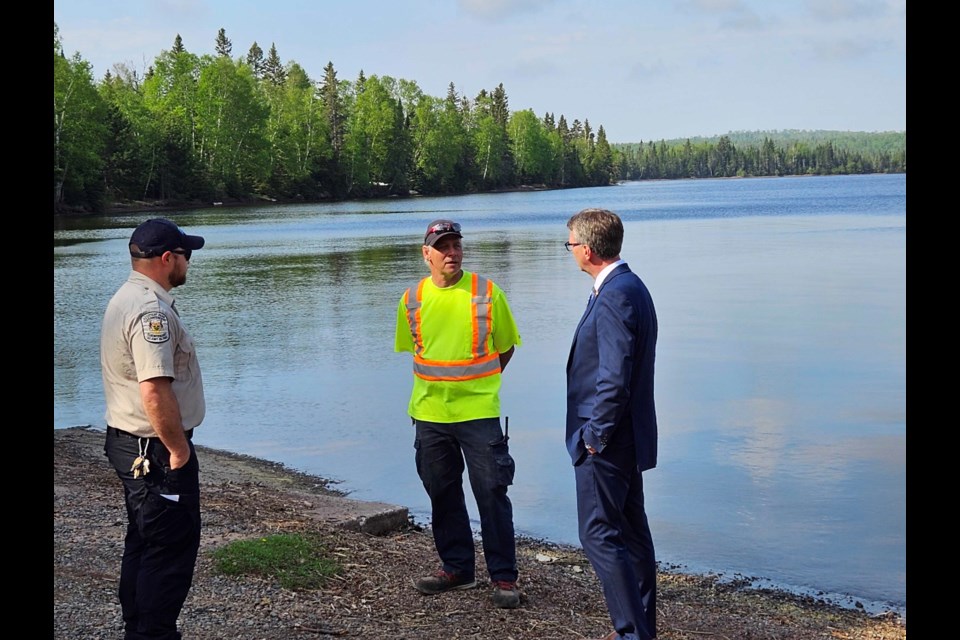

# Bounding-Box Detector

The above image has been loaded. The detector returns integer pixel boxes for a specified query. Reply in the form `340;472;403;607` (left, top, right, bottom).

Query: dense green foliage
673;129;906;154
613;131;906;180
54;24;906;213
211;533;340;590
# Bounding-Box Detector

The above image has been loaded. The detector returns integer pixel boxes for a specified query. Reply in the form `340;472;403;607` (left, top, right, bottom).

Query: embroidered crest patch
140;312;170;343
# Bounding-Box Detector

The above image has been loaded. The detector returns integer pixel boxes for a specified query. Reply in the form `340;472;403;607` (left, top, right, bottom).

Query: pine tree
246;42;264;78
592;125;613;185
319;62;344;157
263;43;285;86
474;89;490;115
491;83;509;127
215;28;232;57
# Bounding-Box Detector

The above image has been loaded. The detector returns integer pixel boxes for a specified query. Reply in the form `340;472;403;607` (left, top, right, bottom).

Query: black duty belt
107;426;194;440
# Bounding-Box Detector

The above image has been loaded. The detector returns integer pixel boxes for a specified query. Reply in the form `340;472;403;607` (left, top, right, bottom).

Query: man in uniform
395;219;523;609
100;217;207;640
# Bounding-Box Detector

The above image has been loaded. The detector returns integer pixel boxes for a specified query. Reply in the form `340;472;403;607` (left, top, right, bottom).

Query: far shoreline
53;183;562;218
53;172;882;219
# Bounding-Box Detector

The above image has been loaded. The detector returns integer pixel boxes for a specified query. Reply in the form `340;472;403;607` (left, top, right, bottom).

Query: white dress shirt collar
593;259;626;293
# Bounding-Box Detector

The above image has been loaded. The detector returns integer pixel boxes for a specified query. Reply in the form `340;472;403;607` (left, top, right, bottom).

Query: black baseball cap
423;219;462;247
129;218;205;258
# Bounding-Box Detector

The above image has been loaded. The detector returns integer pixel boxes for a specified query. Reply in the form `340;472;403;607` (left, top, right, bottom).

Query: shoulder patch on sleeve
140;312;170;343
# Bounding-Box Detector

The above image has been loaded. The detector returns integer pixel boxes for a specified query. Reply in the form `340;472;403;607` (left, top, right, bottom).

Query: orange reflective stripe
404;280;425;356
472;275;493;358
413;352;501;381
471;273;480;358
405;275;501;381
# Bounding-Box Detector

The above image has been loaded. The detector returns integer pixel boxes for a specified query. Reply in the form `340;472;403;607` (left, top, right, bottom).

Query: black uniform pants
104;427;201;640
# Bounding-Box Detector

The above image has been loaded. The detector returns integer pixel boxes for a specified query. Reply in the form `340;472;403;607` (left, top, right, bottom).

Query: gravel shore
54;426;906;639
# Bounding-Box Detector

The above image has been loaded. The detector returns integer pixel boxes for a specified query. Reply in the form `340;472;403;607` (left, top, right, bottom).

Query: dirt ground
53;426;906;639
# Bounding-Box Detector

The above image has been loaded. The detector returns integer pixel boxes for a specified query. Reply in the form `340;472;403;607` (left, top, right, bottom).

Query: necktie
587;287;597;305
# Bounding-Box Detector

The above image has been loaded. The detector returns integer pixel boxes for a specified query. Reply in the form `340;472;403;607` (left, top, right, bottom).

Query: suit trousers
575;444;656;640
104;427;201;640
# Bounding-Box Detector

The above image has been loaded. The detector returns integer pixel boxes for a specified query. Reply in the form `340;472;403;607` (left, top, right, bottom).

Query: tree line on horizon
54;24;906;214
613;129;905;181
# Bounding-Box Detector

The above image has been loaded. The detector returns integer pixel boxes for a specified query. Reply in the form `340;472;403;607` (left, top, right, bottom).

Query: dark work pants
104;427;201;640
575;435;657;640
414;418;518;582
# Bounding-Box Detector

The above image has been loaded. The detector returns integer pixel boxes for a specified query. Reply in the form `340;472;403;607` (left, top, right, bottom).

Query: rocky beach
53;426;906;639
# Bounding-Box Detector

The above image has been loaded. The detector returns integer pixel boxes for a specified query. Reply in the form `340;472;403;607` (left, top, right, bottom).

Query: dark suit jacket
565;263;658;470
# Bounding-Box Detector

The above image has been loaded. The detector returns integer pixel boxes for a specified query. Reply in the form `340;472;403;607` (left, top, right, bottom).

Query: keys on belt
131;455;151;478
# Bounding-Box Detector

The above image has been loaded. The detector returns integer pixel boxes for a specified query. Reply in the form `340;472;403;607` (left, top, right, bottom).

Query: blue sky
53;0;906;143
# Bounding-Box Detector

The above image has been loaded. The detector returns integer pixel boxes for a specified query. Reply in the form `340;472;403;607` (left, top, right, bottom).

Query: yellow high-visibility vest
403;273;502;382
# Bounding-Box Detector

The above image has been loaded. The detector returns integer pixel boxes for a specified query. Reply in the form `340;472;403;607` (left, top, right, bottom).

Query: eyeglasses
170;248;192;261
428;222;461;235
564;242;584;251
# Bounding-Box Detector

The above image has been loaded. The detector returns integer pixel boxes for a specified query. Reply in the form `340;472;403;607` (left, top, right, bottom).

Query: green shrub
211;533;341;590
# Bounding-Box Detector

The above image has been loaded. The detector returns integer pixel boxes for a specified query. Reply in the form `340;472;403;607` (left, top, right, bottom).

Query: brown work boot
413;569;477;595
490;579;520;608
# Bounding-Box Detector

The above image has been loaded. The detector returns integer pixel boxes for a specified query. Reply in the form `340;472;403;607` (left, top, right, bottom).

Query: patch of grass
211;533;341;590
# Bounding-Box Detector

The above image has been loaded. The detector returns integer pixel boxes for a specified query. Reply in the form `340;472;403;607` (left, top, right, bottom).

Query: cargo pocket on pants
138;489;199;547
490;437;516;487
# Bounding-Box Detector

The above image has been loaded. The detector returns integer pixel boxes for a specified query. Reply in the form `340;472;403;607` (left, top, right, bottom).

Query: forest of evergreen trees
54;24;906;214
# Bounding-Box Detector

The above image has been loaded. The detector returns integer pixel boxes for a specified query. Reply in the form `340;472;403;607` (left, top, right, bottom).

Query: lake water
53;173;906;618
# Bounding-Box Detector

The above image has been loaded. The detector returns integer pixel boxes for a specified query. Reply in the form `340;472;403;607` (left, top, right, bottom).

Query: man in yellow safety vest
395;219;523;609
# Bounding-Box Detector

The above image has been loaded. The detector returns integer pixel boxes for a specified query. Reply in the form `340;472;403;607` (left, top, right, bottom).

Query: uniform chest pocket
174;336;196;377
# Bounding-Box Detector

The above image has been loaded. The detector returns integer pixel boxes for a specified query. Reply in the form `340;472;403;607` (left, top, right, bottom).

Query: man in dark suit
565;208;658;640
